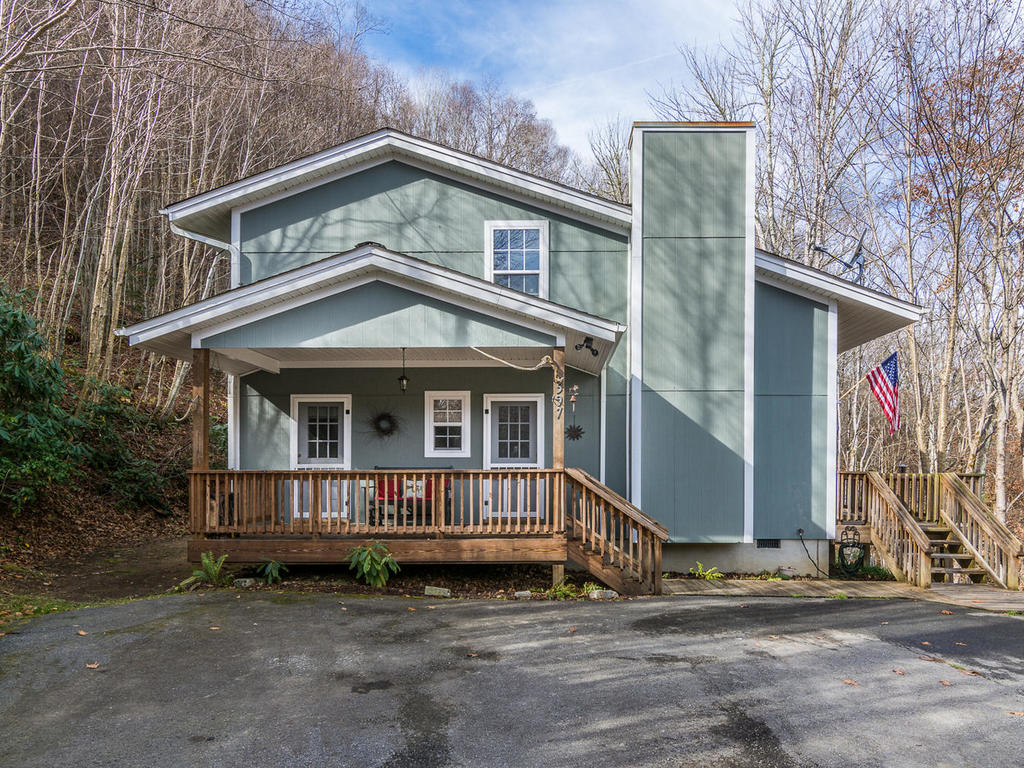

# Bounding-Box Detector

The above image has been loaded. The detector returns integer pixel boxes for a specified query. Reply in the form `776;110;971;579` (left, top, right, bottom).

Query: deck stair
838;471;1022;590
563;468;669;596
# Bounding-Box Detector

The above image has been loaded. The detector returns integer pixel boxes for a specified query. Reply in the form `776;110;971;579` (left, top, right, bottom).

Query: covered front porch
121;245;667;593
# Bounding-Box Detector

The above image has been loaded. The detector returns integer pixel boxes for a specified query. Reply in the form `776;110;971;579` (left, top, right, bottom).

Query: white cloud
363;0;738;155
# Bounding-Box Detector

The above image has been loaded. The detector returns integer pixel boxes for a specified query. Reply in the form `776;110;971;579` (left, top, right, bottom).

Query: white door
483;395;546;519
290;396;351;520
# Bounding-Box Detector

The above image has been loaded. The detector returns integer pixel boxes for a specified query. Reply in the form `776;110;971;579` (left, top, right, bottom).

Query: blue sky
362;0;737;154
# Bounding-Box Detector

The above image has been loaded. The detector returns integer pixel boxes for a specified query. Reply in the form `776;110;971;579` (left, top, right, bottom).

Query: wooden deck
187;467;669;594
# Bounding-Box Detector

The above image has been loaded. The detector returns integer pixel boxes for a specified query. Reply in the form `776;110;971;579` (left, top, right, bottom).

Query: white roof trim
754;249;920;320
117;244;625;349
161;129;631;236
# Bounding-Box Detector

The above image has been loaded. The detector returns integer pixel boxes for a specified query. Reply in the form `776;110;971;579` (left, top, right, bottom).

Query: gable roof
116;243;626;376
161;128;632;244
754;249;921;352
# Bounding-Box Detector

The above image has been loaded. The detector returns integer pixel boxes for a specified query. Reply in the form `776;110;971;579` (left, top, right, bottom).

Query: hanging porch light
397;347;409;393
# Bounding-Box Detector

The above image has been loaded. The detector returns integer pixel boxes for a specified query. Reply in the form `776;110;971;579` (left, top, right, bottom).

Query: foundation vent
756;538;781;549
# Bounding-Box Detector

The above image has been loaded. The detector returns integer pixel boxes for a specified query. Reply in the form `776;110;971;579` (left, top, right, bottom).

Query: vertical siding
753;283;829;539
639;130;749;541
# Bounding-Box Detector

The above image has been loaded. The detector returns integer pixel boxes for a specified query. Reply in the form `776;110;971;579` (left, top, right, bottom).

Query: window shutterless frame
484;220;549;299
423;390;471;458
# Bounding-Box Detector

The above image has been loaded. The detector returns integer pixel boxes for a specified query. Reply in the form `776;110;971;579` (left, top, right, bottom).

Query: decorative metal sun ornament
565;384;584;441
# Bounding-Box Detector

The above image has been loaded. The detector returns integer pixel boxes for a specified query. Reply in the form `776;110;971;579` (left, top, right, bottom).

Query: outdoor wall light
574;336;599;357
397;347;409;393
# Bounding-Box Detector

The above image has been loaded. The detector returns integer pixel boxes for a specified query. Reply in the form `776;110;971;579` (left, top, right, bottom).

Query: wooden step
930;553;974;561
931;566;987;575
919;523;949;533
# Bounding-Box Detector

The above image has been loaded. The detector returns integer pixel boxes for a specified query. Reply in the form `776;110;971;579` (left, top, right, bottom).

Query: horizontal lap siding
753;283;829;539
239;367;602;476
201;281;555;350
237;160;631;494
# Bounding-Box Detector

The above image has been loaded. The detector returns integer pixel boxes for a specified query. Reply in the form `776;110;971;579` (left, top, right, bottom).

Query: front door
290;396;351;520
483;395;545;519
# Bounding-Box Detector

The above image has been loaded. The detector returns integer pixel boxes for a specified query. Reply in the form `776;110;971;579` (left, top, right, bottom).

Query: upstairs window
485;220;548;298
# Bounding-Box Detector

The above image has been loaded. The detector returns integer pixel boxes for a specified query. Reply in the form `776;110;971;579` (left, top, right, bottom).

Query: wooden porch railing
563;468;669;594
936;473;1022;590
189;469;565;537
838;471;985;526
189;467;670;593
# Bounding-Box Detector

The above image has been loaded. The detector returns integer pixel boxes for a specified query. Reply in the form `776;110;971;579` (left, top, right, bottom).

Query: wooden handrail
937;473;1022;590
861;472;933;588
563;468;669;539
562;469;667;594
867;472;933;552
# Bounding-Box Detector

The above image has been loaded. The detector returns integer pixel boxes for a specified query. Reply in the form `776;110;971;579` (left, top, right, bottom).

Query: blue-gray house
119;123;920;593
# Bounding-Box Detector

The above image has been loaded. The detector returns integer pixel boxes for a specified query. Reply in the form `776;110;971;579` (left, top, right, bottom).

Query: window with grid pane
497;404;532;461
486;221;547;297
424;391;470;457
302;405;340;461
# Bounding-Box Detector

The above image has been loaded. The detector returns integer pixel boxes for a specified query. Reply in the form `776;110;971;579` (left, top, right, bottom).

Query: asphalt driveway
1;593;1022;767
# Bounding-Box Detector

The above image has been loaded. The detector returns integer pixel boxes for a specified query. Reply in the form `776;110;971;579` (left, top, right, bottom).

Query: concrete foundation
661;539;830;577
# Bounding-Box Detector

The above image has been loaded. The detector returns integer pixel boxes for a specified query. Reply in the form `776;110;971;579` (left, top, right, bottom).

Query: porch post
552;346;565;470
192;348;210;470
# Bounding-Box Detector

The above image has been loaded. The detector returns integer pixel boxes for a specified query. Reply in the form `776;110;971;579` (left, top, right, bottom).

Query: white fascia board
826;300;839;540
754;250;920;321
120;247;623;348
743;128;755;544
163;130;631;232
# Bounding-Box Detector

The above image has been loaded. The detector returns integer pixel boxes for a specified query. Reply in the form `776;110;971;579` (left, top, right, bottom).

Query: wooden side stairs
838;472;1023;590
563;468;669;596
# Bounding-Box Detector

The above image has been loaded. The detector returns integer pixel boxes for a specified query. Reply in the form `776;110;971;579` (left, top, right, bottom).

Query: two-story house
118;123;920;593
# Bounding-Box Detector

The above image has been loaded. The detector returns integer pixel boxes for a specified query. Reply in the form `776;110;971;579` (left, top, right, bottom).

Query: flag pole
839;375;864;401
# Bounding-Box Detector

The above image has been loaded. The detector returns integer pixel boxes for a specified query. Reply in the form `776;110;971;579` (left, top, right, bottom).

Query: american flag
866;352;900;434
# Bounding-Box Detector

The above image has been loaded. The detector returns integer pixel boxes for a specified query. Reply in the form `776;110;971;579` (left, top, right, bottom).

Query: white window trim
424;390;471;458
484;220;549;299
482;393;546;469
289;394;352;470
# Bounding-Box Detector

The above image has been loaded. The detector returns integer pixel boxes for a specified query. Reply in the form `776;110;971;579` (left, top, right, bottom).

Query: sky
361;0;738;155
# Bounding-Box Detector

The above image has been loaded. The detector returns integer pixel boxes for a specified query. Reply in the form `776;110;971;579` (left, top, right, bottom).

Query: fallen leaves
767;634;780;640
920;656;942;663
76;630;88;636
465;652;478;658
940;609;953;615
958;668;980;677
407;607;416;612
955;642;967;647
1008;711;1024;717
85;662;99;669
939;680;952;686
842;678;860;686
880;621;889;625
569;627;577;633
893;668;906;675
209;626;220;631
921;641;931;646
